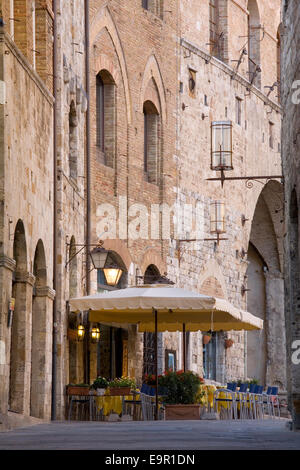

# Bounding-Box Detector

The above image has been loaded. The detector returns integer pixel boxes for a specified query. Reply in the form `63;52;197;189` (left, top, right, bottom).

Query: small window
235;97;242;126
269;122;274;149
165;350;177;372
204;95;208;106
188;69;196;98
142;0;163;19
69;101;78;180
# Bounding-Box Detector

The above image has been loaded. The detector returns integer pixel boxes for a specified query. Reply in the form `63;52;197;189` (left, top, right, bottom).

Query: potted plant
108;377;136;396
91;376;109;396
225;338;234;349
143;373;160;387
158;370;204;420
202;332;212;345
66;383;91;396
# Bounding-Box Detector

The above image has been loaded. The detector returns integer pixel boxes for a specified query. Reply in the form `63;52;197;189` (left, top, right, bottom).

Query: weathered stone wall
53;0;87;418
170;0;284;384
281;0;300;430
0;28;54;419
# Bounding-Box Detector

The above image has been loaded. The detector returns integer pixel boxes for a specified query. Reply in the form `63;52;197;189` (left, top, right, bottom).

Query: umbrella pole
183;323;186;372
154;308;158;421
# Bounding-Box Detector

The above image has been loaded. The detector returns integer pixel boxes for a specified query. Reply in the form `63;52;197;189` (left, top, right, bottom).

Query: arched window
69;101;78;180
96;70;116;168
143;100;160;185
247;0;261;88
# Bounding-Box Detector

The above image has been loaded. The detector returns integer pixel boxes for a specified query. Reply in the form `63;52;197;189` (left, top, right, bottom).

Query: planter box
66;386;91;396
165;404;201;420
109;387;131;396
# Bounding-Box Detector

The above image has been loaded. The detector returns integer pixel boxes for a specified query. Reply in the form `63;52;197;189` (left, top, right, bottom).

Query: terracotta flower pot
165;404;201;420
225;339;234;349
203;334;211;345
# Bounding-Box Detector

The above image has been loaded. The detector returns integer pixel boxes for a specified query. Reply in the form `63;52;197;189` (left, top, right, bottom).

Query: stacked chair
122;384;167;420
213;383;281;420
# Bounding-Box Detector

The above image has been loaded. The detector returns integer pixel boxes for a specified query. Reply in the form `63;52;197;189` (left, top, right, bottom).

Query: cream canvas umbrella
69;284;262;420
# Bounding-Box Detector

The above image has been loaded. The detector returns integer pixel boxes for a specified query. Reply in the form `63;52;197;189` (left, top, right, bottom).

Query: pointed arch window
96;70;116;168
143;101;160;185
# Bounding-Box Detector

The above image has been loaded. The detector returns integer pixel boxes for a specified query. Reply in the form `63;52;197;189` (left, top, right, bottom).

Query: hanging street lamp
90;325;101;343
89;245;109;270
103;262;123;287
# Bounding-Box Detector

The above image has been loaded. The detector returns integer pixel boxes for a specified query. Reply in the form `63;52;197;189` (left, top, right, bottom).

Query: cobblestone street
0;419;299;450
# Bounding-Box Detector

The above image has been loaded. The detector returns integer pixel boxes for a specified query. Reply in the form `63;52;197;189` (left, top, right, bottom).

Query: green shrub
158;370;203;405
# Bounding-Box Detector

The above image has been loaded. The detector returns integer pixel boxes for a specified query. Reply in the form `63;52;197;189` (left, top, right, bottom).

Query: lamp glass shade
77;324;85;341
211;121;233;171
91;326;101;343
90;247;109;269
103;265;123;286
210;201;226;234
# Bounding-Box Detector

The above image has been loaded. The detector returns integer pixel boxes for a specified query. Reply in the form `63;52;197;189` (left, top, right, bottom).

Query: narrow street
0;419;299;450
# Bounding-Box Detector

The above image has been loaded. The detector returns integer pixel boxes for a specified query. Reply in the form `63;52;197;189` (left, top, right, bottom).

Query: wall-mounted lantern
208;121;283;187
103;262;123;287
77;323;85;341
210;200;226;239
90;325;101;343
211;121;233;173
90;246;109;270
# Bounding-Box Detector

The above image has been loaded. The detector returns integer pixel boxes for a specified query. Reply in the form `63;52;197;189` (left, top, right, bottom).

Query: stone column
264;271;286;390
9;271;35;415
0;255;16;415
127;325;143;384
30;286;55;420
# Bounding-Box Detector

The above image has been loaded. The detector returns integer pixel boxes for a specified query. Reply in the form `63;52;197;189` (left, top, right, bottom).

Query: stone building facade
0;0;55;422
169;0;285;388
281;0;300;430
0;0;286;425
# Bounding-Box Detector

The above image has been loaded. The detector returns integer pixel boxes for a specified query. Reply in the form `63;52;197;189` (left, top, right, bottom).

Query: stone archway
30;239;51;419
247;181;285;389
9;220;32;414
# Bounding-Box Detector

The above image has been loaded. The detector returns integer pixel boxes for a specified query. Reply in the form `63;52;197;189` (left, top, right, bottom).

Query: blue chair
251;385;264;419
227;382;237;392
261;386;274;417
213;384;238;419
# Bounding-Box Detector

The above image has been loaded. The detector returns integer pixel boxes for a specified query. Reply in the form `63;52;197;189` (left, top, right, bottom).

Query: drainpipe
85;0;91;295
84;0;91;384
51;0;58;421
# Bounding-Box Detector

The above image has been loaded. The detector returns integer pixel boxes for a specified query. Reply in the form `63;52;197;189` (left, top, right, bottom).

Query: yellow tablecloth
95;385;235;416
196;384;217;408
95;394;135;416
